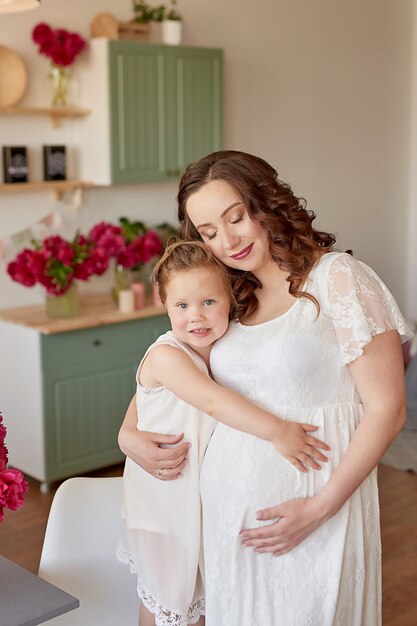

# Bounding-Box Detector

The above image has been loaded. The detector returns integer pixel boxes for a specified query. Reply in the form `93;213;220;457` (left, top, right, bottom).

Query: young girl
117;240;330;626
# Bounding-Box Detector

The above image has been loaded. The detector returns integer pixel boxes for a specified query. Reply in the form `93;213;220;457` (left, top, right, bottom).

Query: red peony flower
7;231;108;296
32;22;52;45
0;412;28;523
32;22;87;67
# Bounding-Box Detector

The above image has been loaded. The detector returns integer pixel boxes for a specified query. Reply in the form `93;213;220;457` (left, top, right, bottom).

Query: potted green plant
132;0;182;45
160;0;182;45
132;0;155;24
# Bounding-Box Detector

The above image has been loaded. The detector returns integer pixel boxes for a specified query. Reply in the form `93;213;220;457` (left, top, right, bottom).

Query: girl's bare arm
145;344;330;472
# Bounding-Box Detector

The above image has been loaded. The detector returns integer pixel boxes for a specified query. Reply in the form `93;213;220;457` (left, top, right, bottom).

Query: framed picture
43;145;66;181
2;146;28;183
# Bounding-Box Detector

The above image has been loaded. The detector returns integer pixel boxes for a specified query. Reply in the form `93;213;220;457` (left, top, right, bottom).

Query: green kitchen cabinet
79;40;223;185
0;312;170;491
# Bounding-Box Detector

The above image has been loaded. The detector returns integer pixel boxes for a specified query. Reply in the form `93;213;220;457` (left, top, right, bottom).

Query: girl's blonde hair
153;239;236;315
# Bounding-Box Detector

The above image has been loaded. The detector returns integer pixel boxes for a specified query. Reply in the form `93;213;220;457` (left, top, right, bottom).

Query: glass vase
112;264;131;304
45;283;80;318
112;263;156;305
49;63;70;107
134;263;155;300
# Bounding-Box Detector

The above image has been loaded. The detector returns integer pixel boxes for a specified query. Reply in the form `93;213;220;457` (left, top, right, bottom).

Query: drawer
41;315;170;370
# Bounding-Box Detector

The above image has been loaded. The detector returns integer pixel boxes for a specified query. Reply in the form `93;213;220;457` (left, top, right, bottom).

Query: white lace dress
200;252;412;626
117;332;216;626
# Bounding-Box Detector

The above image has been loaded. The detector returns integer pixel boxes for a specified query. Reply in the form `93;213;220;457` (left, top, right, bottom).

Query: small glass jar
49;63;71;107
45;283;80;318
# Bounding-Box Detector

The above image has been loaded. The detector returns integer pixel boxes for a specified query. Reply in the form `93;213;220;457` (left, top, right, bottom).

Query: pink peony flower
0;468;29;522
142;230;164;263
0;413;28;522
92;219;165;270
0;421;6;446
89;222;125;258
40;273;74;296
74;248;109;280
7;250;46;288
0;443;8;471
42;236;74;266
0;469;27;508
117;238;143;268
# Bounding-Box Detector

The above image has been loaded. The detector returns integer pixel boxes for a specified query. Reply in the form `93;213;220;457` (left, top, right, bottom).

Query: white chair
38;476;139;625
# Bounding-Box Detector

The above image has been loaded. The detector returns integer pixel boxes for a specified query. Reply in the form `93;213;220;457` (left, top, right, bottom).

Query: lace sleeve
328;254;413;365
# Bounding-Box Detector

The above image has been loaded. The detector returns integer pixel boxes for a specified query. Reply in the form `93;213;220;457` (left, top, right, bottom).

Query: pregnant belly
200;403;363;535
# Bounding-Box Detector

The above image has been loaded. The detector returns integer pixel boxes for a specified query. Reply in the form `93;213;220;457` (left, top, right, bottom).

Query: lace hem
116;542;205;626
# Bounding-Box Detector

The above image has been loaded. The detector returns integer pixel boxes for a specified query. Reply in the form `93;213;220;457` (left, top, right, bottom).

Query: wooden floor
0;463;416;625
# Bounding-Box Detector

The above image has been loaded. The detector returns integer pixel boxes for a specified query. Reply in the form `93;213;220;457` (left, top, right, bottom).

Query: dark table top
0;555;79;626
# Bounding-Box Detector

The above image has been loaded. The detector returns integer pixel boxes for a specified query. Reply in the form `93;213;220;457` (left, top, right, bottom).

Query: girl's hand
272;422;330;472
240;497;329;556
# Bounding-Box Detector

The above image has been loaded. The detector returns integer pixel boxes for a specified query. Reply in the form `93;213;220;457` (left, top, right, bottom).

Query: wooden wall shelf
0;180;94;200
0;106;91;128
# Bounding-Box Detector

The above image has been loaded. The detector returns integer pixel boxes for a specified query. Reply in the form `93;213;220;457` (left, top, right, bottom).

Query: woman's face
186;180;271;273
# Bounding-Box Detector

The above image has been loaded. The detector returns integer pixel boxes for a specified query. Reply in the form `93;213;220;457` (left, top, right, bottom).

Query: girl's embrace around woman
119;150;412;626
118;240;329;626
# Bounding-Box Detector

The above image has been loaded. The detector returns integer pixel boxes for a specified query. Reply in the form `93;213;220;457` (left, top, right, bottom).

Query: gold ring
158;468;164;476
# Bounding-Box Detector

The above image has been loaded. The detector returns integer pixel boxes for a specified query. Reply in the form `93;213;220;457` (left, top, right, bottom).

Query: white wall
407;2;417;322
0;0;414;318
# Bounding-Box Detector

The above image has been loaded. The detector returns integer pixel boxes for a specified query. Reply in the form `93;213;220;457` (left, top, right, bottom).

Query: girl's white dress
117;331;216;626
200;252;412;626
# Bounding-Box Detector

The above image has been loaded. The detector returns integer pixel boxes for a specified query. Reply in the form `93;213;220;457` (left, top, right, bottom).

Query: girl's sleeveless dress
117;331;216;626
200;252;412;626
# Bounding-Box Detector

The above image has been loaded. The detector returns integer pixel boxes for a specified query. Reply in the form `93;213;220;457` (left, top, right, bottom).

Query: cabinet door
109;42;223;184
42;315;171;481
109;42;169;184
166;46;224;174
43;357;135;480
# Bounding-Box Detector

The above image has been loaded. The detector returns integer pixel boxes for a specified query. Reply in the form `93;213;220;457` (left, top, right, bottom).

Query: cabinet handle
174;169;181;177
166;169;173;177
93;340;102;347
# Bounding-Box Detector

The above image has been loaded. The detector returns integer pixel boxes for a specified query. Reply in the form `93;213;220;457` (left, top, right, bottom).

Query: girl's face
165;265;230;359
186;180;271;274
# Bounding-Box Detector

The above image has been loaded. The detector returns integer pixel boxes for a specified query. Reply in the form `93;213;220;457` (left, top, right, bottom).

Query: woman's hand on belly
239;496;329;556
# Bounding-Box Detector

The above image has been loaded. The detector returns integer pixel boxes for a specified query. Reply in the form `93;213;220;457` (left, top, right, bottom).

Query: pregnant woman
119;150;411;625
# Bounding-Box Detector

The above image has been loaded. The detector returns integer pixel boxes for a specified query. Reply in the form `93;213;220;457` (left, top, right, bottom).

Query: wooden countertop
0;293;167;335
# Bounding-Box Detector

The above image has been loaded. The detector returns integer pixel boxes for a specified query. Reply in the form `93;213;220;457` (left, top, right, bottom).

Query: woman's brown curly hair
177;150;336;321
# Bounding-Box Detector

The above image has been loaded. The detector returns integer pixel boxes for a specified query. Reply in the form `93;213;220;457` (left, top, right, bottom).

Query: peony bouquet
89;218;164;271
32;22;87;67
7;233;109;296
0;412;28;522
7;220;175;300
